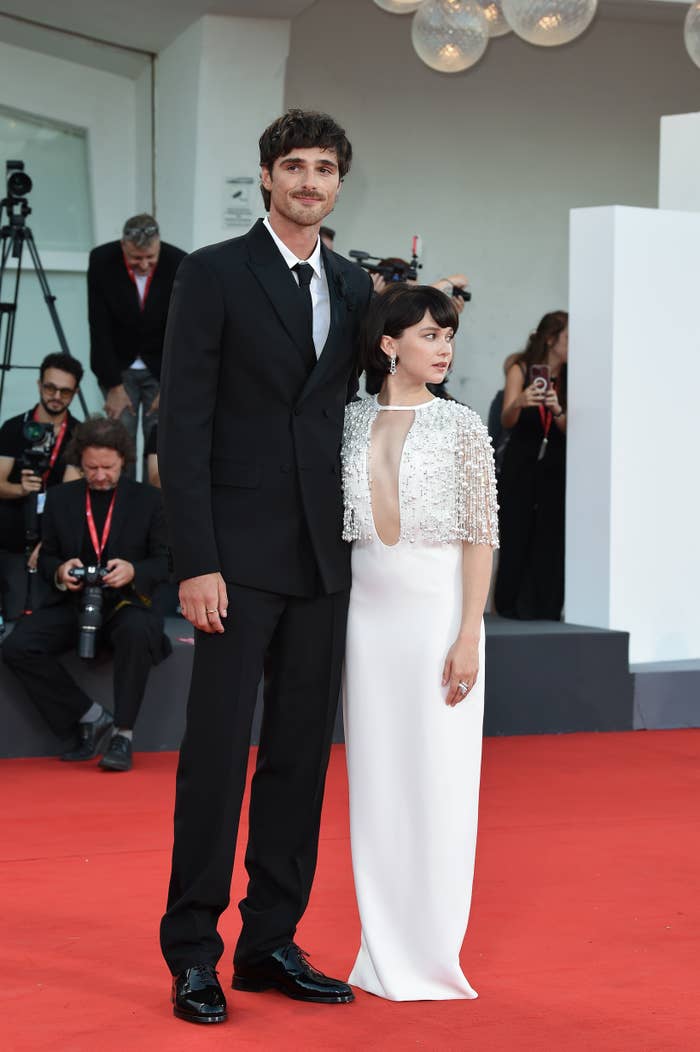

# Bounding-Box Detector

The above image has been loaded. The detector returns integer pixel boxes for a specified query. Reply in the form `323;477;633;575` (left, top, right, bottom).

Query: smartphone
529;364;551;393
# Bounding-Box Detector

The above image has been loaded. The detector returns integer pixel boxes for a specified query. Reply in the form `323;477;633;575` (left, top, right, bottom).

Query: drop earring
389;354;397;375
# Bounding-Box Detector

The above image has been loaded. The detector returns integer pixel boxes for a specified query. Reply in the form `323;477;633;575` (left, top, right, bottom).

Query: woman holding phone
494;310;568;620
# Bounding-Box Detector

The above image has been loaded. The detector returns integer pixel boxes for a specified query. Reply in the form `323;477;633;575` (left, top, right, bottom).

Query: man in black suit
1;417;170;772
87;215;186;469
158;110;372;1024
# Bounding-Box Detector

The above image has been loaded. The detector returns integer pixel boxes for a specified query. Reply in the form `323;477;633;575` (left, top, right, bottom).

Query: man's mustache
292;192;324;201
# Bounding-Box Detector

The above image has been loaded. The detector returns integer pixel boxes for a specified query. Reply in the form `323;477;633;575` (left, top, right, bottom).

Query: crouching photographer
0;354;83;622
1;417;171;772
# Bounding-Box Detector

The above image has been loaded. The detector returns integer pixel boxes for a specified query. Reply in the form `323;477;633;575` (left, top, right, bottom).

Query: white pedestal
567;205;700;662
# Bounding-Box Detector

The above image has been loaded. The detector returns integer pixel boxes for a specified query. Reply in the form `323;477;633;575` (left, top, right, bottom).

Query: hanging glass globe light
412;0;490;73
478;0;512;37
373;0;423;13
501;0;597;46
684;2;700;69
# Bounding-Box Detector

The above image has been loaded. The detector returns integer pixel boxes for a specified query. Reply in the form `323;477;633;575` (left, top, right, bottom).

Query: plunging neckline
369;399;435;548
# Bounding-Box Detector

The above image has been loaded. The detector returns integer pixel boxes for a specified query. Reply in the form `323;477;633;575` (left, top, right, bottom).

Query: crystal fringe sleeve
341;398;499;548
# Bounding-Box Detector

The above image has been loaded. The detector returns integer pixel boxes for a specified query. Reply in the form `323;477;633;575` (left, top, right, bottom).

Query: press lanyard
537;404;553;462
32;409;68;484
122;251;155;310
85;488;117;563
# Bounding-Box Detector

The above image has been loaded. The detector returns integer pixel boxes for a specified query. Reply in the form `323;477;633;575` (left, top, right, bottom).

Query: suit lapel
246;220;314;368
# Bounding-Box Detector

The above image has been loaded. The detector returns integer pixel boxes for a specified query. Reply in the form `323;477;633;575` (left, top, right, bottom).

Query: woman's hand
517;382;546;410
544;387;562;416
442;635;480;707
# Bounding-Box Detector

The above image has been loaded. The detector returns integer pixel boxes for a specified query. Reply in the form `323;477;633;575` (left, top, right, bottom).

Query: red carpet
3;730;699;1051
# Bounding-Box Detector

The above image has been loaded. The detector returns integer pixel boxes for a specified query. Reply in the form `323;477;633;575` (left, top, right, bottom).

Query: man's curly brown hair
65;415;136;467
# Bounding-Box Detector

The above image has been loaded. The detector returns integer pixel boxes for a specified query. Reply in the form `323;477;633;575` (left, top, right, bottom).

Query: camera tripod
0;189;89;419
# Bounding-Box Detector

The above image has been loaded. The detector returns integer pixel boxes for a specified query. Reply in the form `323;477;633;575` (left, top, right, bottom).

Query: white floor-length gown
341;394;499;1002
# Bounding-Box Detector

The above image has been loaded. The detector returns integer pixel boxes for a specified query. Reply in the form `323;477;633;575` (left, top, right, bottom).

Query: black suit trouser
1;601;163;732
159;582;349;975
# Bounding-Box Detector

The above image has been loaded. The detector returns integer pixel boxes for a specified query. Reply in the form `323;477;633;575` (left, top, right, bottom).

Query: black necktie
293;262;317;372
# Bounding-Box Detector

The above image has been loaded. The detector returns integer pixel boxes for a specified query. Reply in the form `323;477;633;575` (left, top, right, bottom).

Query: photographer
0;353;83;620
1;417;171;771
88;215;186;474
494;310;568;621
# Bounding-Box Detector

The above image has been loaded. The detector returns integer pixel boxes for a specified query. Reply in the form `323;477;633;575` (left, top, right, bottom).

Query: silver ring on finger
458;681;470;695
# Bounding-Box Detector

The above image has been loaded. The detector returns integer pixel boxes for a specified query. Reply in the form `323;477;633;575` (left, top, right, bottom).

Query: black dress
494;367;566;620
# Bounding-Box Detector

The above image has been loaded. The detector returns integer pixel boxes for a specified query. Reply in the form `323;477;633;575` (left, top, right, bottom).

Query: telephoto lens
68;565;107;658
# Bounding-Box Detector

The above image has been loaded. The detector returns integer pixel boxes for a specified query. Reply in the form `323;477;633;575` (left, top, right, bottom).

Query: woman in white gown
341;284;499;1002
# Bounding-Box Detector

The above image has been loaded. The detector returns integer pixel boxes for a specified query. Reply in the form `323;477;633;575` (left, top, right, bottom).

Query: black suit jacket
88;240;187;389
39;477;169;603
158;219;373;595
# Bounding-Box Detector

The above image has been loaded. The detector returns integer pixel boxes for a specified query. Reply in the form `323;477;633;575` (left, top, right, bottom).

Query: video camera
5;160;33;203
19;419;55;547
349;235;471;301
68;565;109;659
350;235;423;284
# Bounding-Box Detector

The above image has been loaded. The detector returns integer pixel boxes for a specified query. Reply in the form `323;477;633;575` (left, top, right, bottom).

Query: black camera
449;284;472;302
19;420;55;547
5;161;33;202
68;565;109;659
349;249;421;284
21;419;54;476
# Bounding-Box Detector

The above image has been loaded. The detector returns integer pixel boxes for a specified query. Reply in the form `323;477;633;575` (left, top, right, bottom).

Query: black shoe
233;943;354;1004
61;709;114;762
98;734;132;771
172;965;227;1024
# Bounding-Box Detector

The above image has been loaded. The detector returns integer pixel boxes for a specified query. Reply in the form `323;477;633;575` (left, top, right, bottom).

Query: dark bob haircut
258;109;352;210
361;284;460;380
65;416;136;467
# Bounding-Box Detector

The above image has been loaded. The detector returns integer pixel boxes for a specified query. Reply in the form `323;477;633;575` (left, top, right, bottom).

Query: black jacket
158;219;372;595
87;240;186;389
39;476;169;603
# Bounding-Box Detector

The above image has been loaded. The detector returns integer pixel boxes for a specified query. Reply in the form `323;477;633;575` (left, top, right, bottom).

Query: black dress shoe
233;943;354;1003
61;709;114;762
98;734;132;771
172;964;227;1024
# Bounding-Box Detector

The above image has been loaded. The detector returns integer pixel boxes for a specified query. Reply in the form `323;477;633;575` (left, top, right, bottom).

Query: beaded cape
341;396;499;547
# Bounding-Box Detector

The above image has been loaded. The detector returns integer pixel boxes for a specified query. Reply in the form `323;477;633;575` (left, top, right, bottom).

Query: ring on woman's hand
205;609;218;615
458;681;470;695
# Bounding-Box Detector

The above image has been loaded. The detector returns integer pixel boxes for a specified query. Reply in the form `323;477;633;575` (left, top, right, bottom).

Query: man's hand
19;469;43;496
179;572;229;634
371;272;387;294
58;557;85;591
103;558;135;589
146;391;160;416
104;384;135;420
27;542;41;571
433;274;469;315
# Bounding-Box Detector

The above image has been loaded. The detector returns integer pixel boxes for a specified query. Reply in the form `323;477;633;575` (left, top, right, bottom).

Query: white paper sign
222;176;256;228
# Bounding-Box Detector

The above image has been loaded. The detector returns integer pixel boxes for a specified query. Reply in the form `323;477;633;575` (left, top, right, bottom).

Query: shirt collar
263;215;323;280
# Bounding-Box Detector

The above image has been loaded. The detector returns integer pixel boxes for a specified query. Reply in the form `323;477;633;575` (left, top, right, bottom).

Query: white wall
0;38;149;420
567;205;700;663
155;15;291;252
286;1;700;419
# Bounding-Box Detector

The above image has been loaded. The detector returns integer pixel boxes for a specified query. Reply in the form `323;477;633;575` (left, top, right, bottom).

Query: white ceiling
0;0;688;78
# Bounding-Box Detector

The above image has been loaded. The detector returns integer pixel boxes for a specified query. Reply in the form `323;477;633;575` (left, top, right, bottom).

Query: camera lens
7;170;32;198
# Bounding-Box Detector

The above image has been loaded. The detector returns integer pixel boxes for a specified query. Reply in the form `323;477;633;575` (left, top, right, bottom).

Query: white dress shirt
263;216;330;358
129;273;149;369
